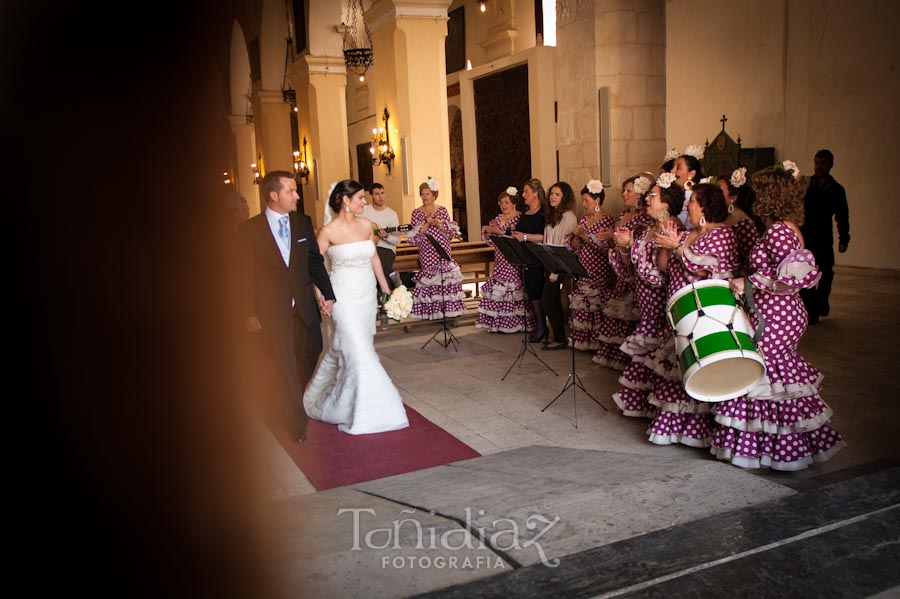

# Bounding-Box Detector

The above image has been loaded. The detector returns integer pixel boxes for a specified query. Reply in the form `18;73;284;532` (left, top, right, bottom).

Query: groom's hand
245;316;262;333
319;298;334;317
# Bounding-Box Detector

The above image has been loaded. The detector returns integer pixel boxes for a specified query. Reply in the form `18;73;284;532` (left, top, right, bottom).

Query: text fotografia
338;507;561;568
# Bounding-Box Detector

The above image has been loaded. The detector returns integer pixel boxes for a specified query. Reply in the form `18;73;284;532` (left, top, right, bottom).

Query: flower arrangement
586;179;604;194
381;285;414;321
778;160;801;179
656;172;677;189
506;186;518;197
633;176;651;195
729;166;747;187
426;177;440;192
684;144;704;160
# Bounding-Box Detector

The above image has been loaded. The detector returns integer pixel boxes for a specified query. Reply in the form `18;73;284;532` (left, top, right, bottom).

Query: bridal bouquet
381;285;414;322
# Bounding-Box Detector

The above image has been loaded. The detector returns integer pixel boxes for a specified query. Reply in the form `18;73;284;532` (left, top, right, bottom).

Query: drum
666;279;766;402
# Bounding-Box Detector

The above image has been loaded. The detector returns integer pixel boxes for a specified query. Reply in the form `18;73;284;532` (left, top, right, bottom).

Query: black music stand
531;244;608;425
491;236;558;380
421;234;460;351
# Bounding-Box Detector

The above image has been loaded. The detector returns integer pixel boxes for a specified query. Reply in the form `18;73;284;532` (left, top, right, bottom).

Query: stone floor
263;267;900;598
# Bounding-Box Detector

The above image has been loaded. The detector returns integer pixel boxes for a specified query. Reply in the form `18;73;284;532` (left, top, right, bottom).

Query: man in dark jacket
237;171;335;442
800;149;850;323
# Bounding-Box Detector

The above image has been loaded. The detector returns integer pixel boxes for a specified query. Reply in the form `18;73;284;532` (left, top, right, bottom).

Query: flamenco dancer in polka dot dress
645;179;738;447
611;176;682;418
712;163;845;470
407;178;466;320
716;167;761;277
567;180;616;351
594;176;654;370
476;188;534;333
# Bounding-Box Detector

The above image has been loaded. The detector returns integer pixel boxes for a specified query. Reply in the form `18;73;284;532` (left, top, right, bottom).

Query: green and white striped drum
666;279;766;402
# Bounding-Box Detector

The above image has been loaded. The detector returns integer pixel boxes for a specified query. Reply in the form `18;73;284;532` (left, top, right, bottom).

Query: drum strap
742;284;766;345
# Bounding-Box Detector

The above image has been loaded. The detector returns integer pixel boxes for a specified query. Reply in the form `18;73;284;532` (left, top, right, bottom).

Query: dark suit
237;210;335;441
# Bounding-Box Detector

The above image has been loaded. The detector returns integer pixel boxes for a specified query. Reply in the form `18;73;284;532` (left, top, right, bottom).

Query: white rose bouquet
382;285;414;321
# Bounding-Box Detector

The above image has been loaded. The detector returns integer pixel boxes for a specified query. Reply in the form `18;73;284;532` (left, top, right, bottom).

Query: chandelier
342;0;374;82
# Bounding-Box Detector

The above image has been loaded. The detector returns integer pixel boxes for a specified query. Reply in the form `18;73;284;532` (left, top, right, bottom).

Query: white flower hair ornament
730;167;747;188
683;144;705;160
506;186;518;197
778;160;801;180
656;172;677;189
699;176;718;185
586;179;604;194
663;148;680;162
633;176;651;196
426;177;440;192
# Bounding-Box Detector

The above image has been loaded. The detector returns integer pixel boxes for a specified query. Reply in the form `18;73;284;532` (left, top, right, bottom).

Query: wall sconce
479;1;487;13
370;107;396;173
223;169;232;186
251;163;260;185
293;136;311;183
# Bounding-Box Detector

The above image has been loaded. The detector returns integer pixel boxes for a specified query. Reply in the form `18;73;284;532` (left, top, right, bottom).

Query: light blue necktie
278;215;290;240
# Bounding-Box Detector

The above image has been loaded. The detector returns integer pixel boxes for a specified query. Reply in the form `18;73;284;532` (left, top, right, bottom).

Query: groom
237;171;335;442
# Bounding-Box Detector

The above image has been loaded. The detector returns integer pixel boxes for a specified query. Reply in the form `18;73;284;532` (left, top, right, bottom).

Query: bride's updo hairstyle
328;179;365;213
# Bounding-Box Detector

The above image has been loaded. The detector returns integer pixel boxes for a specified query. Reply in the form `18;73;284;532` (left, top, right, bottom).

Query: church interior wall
666;0;900;270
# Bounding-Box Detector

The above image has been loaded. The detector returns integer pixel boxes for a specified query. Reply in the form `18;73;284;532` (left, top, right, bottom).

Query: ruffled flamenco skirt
410;263;466;320
476;277;534;333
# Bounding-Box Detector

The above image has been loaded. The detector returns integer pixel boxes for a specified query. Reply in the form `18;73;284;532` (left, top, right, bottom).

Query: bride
303;179;410;434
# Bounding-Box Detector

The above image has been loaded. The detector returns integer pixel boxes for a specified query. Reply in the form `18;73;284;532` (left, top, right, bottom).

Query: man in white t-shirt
362;182;401;289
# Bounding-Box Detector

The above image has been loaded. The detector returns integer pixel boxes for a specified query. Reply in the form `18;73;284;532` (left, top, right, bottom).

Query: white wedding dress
303;240;409;434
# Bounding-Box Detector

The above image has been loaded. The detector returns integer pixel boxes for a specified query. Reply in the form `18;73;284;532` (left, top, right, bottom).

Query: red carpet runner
275;406;481;491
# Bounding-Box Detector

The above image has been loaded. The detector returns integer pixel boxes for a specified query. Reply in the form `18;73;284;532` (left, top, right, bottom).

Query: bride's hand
319;297;334;317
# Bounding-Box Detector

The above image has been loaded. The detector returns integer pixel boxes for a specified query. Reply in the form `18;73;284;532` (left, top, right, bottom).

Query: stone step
411;461;900;599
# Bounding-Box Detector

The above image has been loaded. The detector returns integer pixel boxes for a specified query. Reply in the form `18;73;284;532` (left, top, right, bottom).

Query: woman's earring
595;204;601;213
727;202;735;214
699;216;707;227
344;204;350;213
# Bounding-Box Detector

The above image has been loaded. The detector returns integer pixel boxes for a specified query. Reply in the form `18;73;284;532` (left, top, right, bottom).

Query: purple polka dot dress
610;223;670;418
646;226;738;447
567;212;616;350
732;218;760;277
594;210;653;370
476;213;535;333
407;206;466;320
710;222;846;470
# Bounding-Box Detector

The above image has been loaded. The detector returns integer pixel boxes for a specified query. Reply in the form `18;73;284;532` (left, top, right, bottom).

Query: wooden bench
394;240;495;297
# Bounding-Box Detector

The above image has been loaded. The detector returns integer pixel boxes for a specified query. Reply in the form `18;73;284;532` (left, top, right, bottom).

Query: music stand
490;235;558;380
531;244;608;426
421;234;460;351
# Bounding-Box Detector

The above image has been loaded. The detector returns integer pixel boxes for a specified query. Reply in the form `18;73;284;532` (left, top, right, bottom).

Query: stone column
252;89;294;174
556;0;665;213
367;0;453;221
291;55;351;226
229;114;261;215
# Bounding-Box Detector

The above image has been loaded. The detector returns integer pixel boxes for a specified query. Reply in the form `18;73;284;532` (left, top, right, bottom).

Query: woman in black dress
512;178;548;342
